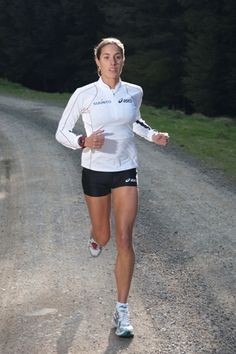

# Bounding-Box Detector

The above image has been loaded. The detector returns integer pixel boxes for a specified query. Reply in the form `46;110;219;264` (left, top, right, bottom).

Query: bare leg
84;194;111;246
112;186;138;303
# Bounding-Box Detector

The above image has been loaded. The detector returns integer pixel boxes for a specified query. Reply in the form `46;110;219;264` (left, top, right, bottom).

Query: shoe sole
115;329;134;338
113;319;134;338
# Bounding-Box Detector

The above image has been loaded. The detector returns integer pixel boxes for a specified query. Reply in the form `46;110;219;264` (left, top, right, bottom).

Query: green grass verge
0;78;69;105
141;105;236;182
0;78;236;182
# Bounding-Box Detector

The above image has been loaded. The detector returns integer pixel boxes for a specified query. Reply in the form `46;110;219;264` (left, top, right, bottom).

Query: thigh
82;168;112;197
85;194;111;243
112;186;138;236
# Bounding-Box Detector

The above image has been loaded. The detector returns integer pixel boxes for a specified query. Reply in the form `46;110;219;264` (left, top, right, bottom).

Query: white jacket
56;78;157;172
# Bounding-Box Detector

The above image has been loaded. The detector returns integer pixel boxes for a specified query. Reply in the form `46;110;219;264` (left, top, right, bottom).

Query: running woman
55;37;169;338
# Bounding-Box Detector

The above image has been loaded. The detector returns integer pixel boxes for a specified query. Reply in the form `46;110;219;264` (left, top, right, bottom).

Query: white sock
116;302;128;311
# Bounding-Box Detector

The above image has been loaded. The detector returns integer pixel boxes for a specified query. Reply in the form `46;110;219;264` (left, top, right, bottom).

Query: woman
55;37;169;338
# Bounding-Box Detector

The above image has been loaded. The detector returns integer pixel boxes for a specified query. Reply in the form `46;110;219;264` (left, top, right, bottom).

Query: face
95;44;124;84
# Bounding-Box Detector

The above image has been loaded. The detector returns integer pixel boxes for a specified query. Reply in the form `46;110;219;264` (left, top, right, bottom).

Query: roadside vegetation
141;105;236;182
1;1;236;119
0;79;235;182
0;79;69;104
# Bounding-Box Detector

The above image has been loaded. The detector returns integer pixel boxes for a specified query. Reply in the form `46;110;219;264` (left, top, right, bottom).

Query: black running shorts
82;168;138;197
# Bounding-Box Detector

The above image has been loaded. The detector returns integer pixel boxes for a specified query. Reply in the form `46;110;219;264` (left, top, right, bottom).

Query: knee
116;231;134;252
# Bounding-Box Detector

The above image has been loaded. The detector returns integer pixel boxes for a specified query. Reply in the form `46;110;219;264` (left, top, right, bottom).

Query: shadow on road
103;328;133;354
56;313;81;354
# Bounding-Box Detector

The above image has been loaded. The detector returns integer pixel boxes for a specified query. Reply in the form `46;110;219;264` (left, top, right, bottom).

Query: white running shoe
113;305;134;338
88;237;102;257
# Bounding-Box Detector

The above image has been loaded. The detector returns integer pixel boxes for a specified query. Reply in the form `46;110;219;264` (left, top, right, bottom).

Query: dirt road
0;95;235;354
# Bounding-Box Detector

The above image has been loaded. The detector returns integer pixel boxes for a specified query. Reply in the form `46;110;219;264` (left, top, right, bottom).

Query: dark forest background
0;0;235;117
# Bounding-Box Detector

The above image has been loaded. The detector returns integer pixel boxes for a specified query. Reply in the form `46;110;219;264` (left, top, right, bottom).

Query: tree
102;0;185;108
61;0;106;91
0;0;34;81
1;0;235;116
0;0;105;92
180;0;230;116
222;0;236;116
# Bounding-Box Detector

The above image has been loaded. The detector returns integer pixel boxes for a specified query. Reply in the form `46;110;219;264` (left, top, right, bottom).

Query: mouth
109;68;119;74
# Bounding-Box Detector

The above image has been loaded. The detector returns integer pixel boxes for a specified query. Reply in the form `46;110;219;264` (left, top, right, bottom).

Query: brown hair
94;38;125;77
94;37;125;60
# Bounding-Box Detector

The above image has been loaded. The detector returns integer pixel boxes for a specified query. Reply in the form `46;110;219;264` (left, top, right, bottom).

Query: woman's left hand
152;132;169;146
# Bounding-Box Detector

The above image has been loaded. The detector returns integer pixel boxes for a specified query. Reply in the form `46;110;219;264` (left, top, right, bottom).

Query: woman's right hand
85;129;105;149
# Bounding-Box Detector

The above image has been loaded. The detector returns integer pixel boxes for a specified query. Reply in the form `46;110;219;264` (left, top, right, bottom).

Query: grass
0;78;70;105
0;78;236;182
141;105;236;182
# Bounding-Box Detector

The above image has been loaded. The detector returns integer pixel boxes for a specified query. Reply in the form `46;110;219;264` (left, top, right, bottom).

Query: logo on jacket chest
93;99;112;105
118;98;132;103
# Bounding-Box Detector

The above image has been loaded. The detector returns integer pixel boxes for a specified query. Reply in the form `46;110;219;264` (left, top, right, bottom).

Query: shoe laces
117;307;130;326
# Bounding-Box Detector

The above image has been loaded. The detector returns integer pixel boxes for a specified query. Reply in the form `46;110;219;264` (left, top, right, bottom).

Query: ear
95;57;100;68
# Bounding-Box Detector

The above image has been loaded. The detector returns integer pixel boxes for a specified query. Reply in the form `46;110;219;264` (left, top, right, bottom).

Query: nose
110;57;116;65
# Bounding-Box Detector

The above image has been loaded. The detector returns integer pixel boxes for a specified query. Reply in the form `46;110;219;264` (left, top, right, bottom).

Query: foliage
179;0;236;117
102;0;185;108
0;0;235;117
0;0;103;92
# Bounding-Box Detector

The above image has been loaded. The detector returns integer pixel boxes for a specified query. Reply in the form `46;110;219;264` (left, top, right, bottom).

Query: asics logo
125;178;136;183
118;98;132;103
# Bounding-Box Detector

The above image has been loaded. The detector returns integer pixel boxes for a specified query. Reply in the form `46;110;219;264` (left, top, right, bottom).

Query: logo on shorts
125;178;136;183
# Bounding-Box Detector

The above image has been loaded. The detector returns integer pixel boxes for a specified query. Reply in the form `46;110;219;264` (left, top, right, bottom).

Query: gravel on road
0;95;235;354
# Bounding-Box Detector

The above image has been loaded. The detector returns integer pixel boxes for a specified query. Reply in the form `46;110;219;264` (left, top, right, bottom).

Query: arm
134;117;169;146
55;89;83;150
133;88;169;146
133;118;157;142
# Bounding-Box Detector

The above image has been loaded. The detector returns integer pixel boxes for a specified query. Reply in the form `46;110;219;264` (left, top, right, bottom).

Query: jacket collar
97;77;122;94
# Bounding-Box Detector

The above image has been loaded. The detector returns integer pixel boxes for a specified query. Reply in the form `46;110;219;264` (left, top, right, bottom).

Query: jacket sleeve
132;86;158;142
55;89;83;150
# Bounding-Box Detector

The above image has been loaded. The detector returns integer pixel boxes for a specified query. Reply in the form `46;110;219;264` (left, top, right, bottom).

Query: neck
101;76;120;89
